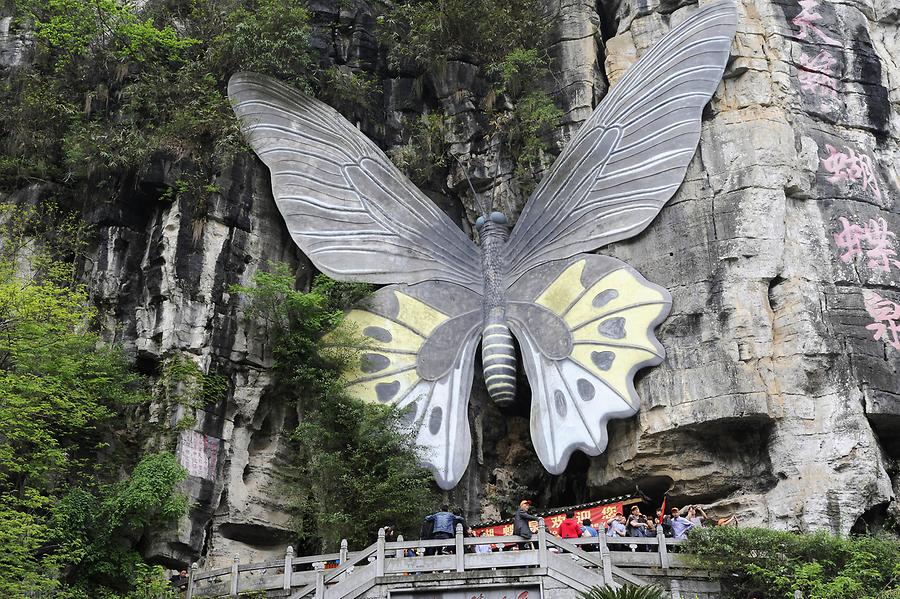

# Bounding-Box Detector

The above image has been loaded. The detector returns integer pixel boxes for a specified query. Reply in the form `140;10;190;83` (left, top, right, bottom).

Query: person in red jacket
558;510;581;539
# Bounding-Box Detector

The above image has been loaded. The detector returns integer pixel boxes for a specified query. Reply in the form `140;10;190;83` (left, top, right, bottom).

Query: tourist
626;506;652;551
470;529;492;554
716;514;739;527
514;500;540;550
558;510;581;539
657;509;673;537
169;569;188;590
606;512;626;551
669;507;694;539
581;518;599;538
686;505;708;528
424;504;463;556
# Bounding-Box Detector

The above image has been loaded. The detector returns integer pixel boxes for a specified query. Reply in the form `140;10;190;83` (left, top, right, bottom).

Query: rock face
3;0;899;568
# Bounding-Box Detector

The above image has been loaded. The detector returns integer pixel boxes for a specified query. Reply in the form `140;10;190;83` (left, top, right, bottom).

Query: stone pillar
283;545;294;590
598;533;613;586
657;526;669;569
187;562;198;599
376;527;386;576
314;562;325;599
537;518;548;568
230;554;239;597
455;524;464;572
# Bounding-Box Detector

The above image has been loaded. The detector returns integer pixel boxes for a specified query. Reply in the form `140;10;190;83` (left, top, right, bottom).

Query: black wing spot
375;380;401;403
591;351;615;371
428;406;443;434
598;317;626;339
592;289;619;308
553;390;568;418
360;353;390;373
576;378;595;401
363;326;393;343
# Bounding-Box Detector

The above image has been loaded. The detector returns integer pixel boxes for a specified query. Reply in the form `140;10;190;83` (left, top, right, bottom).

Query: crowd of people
416;500;739;554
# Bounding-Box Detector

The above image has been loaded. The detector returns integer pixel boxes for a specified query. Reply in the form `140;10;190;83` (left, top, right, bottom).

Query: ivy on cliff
0;204;186;597
380;0;563;190
0;0;317;197
233;263;440;552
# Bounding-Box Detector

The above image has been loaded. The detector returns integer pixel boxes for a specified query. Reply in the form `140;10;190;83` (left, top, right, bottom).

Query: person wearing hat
513;500;540;550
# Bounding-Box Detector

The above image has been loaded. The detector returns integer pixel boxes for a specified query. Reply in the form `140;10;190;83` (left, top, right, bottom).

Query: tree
233;263;440;551
0;204;186;596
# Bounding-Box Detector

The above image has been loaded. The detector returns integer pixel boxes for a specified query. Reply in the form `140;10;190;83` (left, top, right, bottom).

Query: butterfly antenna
453;155;489;216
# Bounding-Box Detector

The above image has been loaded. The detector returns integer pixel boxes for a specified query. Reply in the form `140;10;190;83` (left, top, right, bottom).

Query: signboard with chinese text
472;498;639;538
176;430;221;480
391;585;541;599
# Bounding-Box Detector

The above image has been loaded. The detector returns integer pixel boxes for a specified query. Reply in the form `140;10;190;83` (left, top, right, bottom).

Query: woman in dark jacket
513;500;540;549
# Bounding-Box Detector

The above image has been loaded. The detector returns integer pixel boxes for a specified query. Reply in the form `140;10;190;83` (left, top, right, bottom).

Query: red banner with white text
472;502;625;538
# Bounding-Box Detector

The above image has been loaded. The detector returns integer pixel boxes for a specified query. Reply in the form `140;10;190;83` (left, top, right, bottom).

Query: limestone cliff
2;0;898;569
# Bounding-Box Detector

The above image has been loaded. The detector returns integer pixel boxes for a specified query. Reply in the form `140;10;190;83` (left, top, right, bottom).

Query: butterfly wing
228;73;482;291
502;1;736;282
505;255;671;473
332;281;483;489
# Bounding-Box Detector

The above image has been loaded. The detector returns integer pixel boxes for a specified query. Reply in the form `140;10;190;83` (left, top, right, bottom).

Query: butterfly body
478;217;517;405
228;0;737;489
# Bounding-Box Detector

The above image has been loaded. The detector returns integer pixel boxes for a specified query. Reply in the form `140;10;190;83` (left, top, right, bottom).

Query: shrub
683;526;900;599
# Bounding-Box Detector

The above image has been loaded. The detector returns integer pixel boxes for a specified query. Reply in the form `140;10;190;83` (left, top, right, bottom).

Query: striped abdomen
482;309;516;405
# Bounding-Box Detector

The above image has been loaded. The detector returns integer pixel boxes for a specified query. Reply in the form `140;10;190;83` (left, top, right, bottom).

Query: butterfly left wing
505;254;671;473
228;73;482;291
330;281;483;490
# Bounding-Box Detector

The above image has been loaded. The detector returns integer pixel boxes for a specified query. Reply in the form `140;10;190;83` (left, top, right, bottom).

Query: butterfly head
475;211;509;233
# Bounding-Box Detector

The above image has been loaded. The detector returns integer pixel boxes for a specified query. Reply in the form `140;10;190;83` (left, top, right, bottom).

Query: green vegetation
233;263;440;551
684;527;900;599
581;585;665;599
1;0;318;197
380;0;562;191
0;205;187;596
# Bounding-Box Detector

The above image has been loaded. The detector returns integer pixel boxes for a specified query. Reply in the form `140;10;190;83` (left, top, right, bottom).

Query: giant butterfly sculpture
229;1;737;489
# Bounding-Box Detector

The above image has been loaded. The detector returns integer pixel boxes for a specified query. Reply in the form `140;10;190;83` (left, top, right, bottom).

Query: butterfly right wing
229;73;482;291
505;255;671;473
502;1;736;282
332;281;483;490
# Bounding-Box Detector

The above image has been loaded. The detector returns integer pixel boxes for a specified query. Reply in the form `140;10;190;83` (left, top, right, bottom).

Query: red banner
472;502;624;538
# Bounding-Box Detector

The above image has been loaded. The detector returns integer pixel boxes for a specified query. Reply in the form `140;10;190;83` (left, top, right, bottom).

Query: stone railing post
794;592;803;599
314;562;325;599
657;526;669;569
187;562;198;599
340;539;348;564
230;554;239;597
455;524;465;572
537;518;548;568
376;527;386;576
396;534;405;558
598;532;613;586
670;579;682;599
283;545;294;590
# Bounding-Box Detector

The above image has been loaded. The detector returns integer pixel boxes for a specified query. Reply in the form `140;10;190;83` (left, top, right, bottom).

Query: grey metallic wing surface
502;1;737;282
228;73;482;291
505;254;671;473
332;281;483;490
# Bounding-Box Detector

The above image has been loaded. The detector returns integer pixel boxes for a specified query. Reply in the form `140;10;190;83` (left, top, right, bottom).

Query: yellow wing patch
537;259;669;406
335;291;451;405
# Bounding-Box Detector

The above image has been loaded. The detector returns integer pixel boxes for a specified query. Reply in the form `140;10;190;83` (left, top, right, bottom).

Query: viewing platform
182;520;720;599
